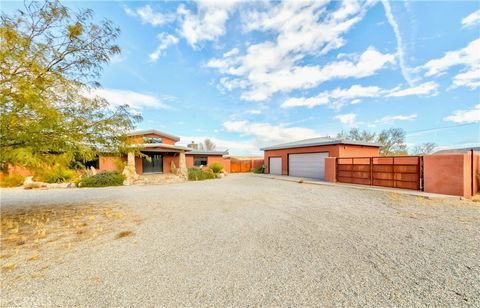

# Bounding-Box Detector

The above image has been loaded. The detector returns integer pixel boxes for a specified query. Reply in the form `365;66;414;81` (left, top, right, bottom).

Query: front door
142;153;163;173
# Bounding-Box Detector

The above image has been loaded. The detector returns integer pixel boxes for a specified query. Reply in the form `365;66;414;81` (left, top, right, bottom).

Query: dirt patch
0;203;140;284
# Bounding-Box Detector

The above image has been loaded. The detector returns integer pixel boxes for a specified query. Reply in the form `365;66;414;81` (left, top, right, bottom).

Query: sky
3;0;480;155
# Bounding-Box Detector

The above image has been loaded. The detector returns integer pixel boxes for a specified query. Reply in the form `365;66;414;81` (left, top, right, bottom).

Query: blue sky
4;1;480;154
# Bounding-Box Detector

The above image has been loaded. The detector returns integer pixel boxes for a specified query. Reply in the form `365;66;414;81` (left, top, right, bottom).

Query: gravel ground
1;174;479;307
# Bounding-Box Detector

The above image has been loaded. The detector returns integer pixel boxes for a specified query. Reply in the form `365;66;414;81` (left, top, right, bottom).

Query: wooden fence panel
337;156;422;190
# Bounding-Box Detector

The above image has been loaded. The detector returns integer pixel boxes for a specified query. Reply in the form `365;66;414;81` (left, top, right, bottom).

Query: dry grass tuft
115;230;134;239
1;263;17;272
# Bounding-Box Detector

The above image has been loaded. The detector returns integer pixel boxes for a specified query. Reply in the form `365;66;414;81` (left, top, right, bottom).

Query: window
193;156;208;167
144;137;163;144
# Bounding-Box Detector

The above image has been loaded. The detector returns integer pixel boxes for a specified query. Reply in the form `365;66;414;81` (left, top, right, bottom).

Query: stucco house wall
264;144;380;175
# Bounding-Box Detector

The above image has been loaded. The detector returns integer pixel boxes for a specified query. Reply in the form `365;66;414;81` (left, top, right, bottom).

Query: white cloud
149;33;179;61
208;1;384;101
381;0;413;86
386;81;438;97
245;109;262;115
282;81;438;109
124;5;175;27
177;1;240;48
376;113;417;124
444;104;480;123
462;9;480;28
88;88;170;111
421;38;480;89
223;120;320;146
334;113;357;127
212;45;394;102
282;84;383;109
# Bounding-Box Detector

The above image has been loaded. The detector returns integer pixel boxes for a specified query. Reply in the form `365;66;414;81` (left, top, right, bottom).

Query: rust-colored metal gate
336;156;423;190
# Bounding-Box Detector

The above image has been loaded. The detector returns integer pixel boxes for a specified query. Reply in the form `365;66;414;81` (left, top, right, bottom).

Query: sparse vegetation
35;165;77;183
0;174;24;187
188;168;217;181
115;230;134;239
209;162;223;173
0;204;134;277
253;165;265;174
78;171;124;187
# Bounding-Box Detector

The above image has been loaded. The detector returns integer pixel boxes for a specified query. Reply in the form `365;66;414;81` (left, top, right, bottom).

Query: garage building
261;137;380;180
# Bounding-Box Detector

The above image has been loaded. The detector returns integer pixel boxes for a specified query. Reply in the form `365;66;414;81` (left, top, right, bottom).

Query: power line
406;122;479;135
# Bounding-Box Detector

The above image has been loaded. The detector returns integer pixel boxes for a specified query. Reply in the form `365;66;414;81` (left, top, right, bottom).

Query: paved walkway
253;173;460;200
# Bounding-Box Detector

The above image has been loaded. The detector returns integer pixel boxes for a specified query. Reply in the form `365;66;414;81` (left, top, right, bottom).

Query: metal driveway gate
336;156;423;190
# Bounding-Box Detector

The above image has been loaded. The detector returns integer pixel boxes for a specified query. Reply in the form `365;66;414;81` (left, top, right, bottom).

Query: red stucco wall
423;153;472;197
264;144;379;175
99;156;124;172
185;155;231;173
324;157;337;182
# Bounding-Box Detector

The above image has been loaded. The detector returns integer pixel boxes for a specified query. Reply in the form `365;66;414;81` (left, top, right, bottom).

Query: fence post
370;157;373;186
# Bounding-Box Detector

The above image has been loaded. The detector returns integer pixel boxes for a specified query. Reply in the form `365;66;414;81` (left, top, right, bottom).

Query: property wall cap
260;137;381;151
128;129;180;142
186;150;229;155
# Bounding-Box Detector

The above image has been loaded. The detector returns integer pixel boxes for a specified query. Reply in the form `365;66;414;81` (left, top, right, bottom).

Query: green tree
337;127;408;156
0;1;140;172
377;128;408;156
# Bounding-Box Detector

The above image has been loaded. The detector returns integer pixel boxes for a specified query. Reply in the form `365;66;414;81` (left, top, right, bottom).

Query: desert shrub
209;162;223;173
78;171;124;187
253;164;265;174
188;168;217;181
36;165;77;183
0;174;25;187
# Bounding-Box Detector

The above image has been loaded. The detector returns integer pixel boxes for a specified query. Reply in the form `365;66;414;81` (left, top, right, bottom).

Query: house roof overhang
128;129;180;142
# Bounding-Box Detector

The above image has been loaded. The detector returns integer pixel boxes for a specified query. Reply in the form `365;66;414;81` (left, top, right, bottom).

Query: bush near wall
78;171;125;187
188;168;217;181
0;174;25;187
209;162;223;173
253;164;265;174
35;165;77;183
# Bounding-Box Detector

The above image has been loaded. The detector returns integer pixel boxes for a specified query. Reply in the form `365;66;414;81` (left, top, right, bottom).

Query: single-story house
261;137;380;180
99;129;231;175
185;150;230;172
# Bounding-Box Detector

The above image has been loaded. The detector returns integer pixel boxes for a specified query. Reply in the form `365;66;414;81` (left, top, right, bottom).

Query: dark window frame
193;156;208;167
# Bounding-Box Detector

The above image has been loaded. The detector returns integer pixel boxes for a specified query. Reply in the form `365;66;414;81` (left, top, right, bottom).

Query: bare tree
412;142;437;155
198;139;216;151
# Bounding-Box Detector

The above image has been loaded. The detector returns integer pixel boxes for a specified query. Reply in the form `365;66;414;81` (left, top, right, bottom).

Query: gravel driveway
1;174;479;307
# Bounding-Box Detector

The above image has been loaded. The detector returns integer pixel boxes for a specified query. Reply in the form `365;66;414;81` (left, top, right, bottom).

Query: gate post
370;157;373;186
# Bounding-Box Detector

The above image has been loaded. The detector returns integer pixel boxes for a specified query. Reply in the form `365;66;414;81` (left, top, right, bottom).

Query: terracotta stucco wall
163;154;180;173
264;145;379;175
99;156;124;172
208;156;231;173
135;156;142;174
186;155;194;168
339;145;380;157
185;155;231;173
324;157;337;182
423;153;472;197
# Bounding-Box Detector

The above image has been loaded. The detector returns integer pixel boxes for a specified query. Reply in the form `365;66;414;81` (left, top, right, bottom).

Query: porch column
123;151;138;185
127;151;135;169
178;151;188;180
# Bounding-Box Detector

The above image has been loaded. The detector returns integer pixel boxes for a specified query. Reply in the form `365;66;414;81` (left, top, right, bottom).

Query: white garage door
269;157;282;175
289;153;328;179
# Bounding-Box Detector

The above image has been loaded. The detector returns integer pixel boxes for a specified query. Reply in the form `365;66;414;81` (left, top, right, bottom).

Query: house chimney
187;141;198;150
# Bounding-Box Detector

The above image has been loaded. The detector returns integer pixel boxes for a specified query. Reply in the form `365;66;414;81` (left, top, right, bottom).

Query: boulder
23;176;48;189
